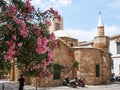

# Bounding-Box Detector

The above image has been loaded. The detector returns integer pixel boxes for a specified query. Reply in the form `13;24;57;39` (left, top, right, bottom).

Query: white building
109;35;120;76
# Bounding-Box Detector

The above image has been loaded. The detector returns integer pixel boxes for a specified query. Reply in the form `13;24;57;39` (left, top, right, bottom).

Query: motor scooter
63;76;77;88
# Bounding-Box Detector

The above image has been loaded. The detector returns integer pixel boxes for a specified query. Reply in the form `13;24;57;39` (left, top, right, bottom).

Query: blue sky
31;0;120;41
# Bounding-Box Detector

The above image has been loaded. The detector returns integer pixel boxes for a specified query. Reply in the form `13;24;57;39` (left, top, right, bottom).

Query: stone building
10;13;112;86
48;12;112;85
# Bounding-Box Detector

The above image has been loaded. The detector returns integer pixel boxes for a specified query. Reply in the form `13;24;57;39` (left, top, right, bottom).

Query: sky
31;0;120;41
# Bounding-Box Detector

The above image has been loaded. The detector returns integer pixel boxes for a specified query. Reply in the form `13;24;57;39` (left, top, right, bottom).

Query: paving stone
0;80;120;90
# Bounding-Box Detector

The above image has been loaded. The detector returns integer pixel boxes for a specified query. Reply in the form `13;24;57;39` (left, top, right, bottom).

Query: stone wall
30;39;76;87
60;37;78;47
101;52;112;84
53;39;75;67
73;48;111;85
93;36;109;52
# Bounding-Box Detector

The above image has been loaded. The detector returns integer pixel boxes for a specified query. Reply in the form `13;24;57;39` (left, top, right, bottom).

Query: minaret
97;12;104;36
93;12;109;52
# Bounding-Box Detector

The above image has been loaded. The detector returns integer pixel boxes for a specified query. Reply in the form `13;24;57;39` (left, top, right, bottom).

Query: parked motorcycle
63;76;85;88
63;76;77;88
111;74;120;82
116;76;120;82
77;79;85;87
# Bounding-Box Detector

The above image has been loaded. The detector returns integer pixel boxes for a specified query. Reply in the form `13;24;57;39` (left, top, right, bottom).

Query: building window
71;43;73;47
96;64;100;77
53;71;61;80
111;59;114;69
55;23;60;30
117;43;120;54
53;64;61;80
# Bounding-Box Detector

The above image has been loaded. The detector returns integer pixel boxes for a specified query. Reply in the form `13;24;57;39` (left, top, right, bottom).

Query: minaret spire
97;11;104;36
93;12;109;52
97;11;104;27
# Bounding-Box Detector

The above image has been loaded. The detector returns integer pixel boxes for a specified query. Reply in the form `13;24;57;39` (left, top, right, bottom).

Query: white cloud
65;28;97;41
31;0;71;10
57;0;71;7
107;0;120;10
105;25;120;36
65;25;120;42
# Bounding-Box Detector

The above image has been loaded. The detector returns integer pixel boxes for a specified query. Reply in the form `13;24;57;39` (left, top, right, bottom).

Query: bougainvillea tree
0;0;61;78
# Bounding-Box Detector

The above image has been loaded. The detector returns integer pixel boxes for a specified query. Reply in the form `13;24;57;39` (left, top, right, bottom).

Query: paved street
0;80;120;90
24;82;120;90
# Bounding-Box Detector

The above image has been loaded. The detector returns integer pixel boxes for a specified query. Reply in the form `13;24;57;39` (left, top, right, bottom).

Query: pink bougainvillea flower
50;8;54;13
43;62;47;68
22;12;27;18
37;37;42;46
32;24;39;30
37;37;48;46
8;5;16;17
10;43;15;49
54;10;58;16
19;27;29;37
50;8;58;16
44;49;53;65
45;20;51;26
4;47;16;61
42;37;48;46
50;32;55;41
9;5;16;13
7;22;13;30
26;0;32;10
0;0;60;78
26;0;34;13
4;54;12;61
12;35;16;41
45;58;50;65
18;42;23;47
47;50;53;60
49;7;61;21
57;15;62;21
5;40;13;46
21;22;26;28
35;46;47;54
13;16;22;25
32;25;41;35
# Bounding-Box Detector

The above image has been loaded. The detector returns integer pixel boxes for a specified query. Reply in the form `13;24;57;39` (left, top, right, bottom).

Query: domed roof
53;30;72;38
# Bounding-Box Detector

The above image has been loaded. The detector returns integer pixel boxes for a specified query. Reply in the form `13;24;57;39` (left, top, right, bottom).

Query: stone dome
53;30;72;38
